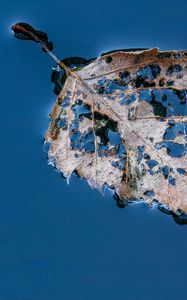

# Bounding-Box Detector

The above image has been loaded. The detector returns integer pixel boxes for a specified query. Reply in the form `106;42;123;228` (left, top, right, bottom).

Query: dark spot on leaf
157;52;171;59
168;176;176;185
119;71;130;80
105;56;113;63
144;190;155;197
167;64;182;75
177;168;187;175
174;53;182;60
144;153;150;160
159;78;165;86
162;165;169;179
55;117;67;130
168;119;175;127
137;146;144;161
98;86;105;94
166;79;174;86
75;99;83;105
146;160;158;169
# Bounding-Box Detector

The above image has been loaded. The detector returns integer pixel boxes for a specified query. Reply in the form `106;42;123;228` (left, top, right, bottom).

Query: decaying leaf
11;23;187;223
45;48;187;216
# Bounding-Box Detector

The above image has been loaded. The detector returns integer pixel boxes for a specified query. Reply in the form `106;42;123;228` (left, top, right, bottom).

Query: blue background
1;0;187;299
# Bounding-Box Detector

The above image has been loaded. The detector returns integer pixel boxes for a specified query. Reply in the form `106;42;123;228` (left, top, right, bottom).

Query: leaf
45;48;187;214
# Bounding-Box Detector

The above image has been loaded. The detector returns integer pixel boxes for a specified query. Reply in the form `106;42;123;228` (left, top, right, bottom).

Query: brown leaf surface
45;48;187;213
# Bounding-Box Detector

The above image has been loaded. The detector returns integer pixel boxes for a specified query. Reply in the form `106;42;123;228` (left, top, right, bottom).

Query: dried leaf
45;48;187;214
